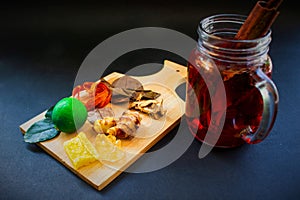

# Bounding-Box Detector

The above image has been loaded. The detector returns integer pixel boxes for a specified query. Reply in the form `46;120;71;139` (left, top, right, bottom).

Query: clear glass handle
241;68;279;144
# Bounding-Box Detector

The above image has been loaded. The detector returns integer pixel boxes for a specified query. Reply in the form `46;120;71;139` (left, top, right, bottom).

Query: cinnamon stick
266;0;283;9
235;0;283;40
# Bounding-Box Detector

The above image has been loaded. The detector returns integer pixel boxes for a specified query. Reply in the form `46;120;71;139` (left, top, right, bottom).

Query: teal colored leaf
45;106;54;119
24;118;60;143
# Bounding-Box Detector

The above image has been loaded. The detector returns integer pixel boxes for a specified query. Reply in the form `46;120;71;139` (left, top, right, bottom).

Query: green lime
52;97;87;133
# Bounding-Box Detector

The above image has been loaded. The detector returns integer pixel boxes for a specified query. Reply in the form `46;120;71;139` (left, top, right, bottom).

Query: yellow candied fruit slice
77;132;99;159
95;134;125;162
63;132;99;170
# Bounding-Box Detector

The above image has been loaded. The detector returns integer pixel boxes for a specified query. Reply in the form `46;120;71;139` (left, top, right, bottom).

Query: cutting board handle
163;60;187;79
135;60;187;91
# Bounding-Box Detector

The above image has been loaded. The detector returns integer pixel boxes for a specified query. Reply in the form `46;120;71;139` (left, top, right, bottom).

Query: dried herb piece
109;76;143;103
111;75;143;91
111;88;135;103
110;88;161;103
131;89;161;101
101;76;161;103
129;99;166;119
24;118;60;143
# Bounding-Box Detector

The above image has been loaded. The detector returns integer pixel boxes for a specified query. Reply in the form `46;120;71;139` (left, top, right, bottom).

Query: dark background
1;0;300;199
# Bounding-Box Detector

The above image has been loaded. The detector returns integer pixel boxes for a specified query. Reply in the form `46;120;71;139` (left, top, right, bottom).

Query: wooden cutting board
19;60;187;191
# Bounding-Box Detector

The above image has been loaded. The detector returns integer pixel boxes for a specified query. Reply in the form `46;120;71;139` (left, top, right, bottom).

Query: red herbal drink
185;14;278;148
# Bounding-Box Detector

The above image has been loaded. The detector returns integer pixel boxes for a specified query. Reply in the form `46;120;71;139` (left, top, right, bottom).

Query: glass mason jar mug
186;14;279;148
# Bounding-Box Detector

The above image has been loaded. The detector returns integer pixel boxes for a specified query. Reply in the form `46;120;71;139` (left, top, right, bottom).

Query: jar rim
198;14;272;43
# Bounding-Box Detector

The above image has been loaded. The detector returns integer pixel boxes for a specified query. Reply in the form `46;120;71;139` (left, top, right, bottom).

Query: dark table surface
1;0;300;199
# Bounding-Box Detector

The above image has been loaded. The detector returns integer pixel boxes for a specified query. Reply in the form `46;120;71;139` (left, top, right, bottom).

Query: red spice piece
72;81;112;111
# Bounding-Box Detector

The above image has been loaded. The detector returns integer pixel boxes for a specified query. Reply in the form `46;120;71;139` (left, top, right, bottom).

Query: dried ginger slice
95;134;125;162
